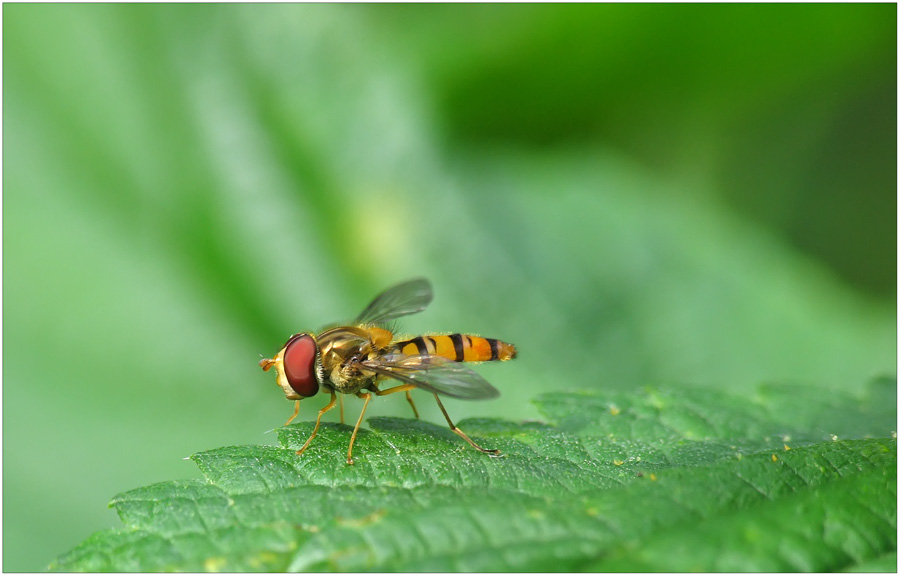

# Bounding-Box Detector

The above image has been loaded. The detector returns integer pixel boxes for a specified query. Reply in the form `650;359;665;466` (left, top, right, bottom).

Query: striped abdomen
392;334;517;363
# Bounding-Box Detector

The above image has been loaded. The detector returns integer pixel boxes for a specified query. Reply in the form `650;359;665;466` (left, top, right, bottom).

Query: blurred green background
4;4;896;571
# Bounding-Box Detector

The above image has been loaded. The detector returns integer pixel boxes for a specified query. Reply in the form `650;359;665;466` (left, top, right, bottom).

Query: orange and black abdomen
393;334;517;363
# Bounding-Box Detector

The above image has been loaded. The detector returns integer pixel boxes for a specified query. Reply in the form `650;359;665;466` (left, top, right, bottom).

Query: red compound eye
282;334;319;398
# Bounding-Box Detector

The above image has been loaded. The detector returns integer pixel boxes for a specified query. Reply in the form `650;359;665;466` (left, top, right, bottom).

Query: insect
259;278;517;464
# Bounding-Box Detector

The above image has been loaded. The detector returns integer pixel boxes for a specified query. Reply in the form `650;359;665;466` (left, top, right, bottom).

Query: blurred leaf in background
3;3;895;571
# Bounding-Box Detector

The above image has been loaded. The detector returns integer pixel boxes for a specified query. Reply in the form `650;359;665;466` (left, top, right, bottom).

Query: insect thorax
318;328;381;395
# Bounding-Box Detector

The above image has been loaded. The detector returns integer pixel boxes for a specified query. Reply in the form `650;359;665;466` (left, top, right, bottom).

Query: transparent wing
358;354;500;400
354;278;433;326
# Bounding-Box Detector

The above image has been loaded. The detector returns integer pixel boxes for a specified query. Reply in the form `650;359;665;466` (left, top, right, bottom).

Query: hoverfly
259;278;517;464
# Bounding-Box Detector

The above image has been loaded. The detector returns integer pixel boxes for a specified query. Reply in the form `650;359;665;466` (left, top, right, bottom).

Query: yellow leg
372;383;415;396
405;391;420;419
339;394;345;424
296;389;337;456
347;392;372;465
433;393;500;455
284;400;301;426
371;383;419;418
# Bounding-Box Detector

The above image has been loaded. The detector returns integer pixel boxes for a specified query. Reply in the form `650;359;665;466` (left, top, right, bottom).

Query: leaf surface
50;380;897;572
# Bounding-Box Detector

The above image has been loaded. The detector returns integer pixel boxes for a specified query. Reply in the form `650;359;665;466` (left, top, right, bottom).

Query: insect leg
372;383;416;396
432;393;501;455
369;382;420;419
347;392;372;465
296;389;337;456
405;391;420;420
284;400;301;426
339;394;345;424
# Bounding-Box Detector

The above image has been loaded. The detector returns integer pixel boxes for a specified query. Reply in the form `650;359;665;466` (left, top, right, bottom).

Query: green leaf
50;380;896;572
5;6;895;570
